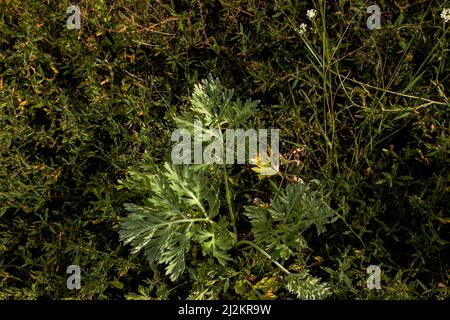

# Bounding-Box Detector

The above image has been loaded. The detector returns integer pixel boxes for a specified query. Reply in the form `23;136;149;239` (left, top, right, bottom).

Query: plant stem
223;164;238;238
218;125;238;238
237;240;291;275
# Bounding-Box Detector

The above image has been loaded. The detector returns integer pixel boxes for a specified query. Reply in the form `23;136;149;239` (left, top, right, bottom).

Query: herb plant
118;76;337;299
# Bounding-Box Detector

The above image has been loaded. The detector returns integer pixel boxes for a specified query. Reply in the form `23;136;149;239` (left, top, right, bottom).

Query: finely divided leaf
244;184;336;260
119;162;234;281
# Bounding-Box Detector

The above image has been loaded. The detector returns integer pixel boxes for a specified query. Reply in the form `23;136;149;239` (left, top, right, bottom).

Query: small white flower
295;23;307;35
441;8;450;23
307;9;317;20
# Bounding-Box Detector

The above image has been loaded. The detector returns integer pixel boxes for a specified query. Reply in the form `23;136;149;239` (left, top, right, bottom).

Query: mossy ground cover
0;0;448;299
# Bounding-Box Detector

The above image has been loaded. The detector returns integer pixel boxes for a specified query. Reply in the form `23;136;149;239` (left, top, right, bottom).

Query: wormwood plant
118;76;337;299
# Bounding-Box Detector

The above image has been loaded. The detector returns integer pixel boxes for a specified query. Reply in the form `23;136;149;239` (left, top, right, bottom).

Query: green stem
237;240;291;275
218;124;238;238
223;164;238;238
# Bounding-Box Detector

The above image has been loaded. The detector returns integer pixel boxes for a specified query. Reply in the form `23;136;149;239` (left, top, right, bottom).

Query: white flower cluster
296;23;308;35
441;8;450;23
306;9;317;20
307;9;317;20
296;9;318;35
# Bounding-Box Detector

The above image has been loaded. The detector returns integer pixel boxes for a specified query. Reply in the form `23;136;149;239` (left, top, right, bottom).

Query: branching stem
237;240;291;275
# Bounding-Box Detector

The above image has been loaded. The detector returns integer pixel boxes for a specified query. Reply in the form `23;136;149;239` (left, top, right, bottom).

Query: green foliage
0;0;448;299
285;271;331;300
244;183;336;260
119;73;335;298
176;74;259;129
119;162;234;281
